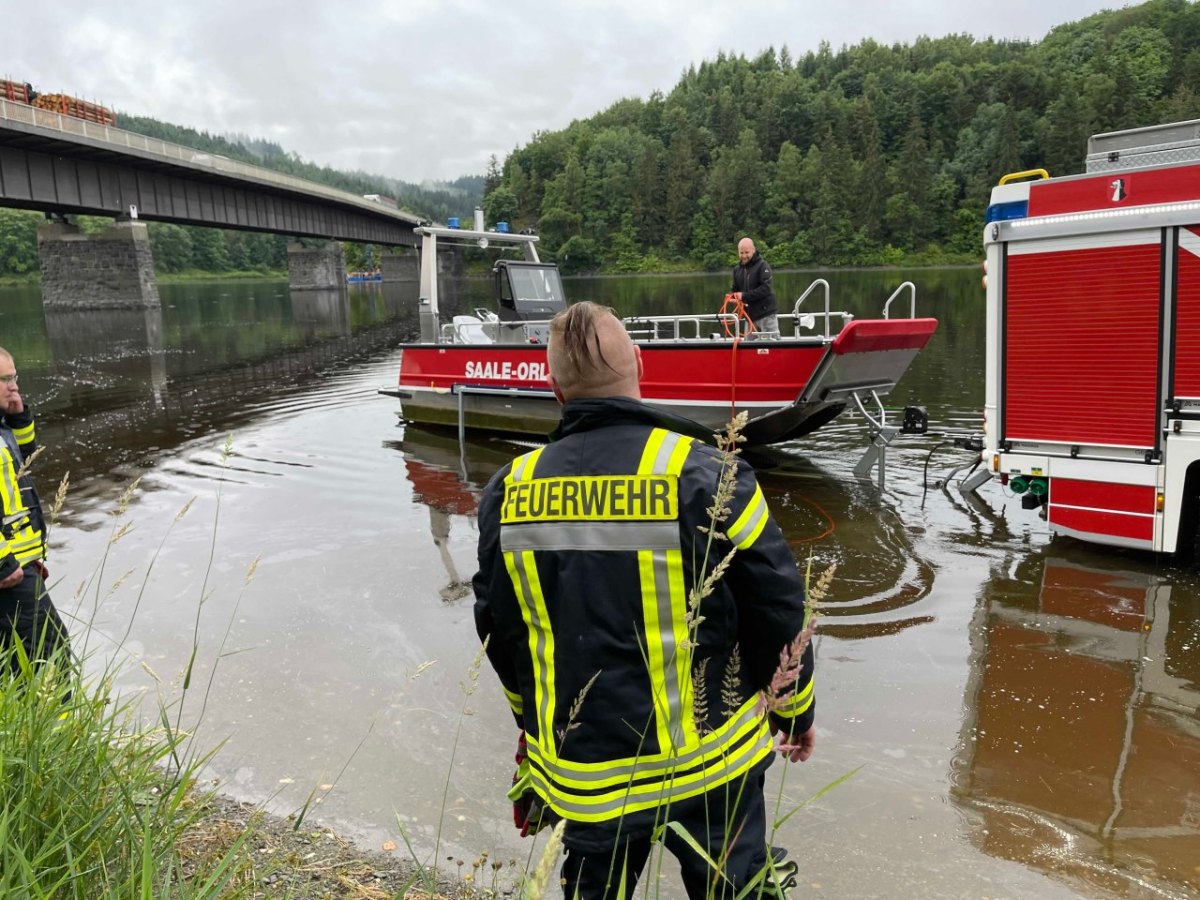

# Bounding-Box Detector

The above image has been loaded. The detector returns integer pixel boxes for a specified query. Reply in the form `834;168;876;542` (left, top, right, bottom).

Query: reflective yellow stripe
526;693;764;783
503;685;523;716
727;484;768;549
0;442;38;562
509;446;546;484
0;452;20;514
505;548;558;763
527;700;774;821
637;428;669;473
502;521;678;552
638;428;693;477
665;435;693;476
638;548;673;751
635;429;695;755
773;679;814;718
10;422;33;444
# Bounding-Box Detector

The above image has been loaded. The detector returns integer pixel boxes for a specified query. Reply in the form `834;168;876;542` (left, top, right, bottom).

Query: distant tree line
0;208;295;277
3;0;1198;281
482;0;1200;273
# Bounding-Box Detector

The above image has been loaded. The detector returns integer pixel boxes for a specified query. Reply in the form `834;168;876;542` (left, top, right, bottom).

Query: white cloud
4;0;1125;182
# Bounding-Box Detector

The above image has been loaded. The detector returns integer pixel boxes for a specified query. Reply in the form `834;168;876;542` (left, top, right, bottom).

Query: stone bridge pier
287;241;345;290
380;250;418;282
37;220;160;309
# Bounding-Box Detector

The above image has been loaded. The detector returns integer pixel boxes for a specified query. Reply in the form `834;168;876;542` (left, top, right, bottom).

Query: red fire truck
965;120;1200;554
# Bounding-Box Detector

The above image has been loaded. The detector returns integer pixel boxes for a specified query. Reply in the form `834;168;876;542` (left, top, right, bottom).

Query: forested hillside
4;0;1199;281
483;0;1200;273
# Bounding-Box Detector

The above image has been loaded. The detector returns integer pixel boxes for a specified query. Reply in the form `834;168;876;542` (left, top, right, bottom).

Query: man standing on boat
473;302;815;899
731;237;779;336
0;348;70;678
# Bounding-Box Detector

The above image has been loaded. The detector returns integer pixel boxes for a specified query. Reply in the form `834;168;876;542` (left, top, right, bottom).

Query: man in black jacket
473;303;815;898
0;348;69;677
731;237;779;336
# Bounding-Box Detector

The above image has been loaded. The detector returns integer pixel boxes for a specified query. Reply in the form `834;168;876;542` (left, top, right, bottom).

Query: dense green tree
189;227;230;272
484;155;503;197
664;122;702;253
764;141;805;246
148;222;194;272
484;186;519;228
0;210;40;276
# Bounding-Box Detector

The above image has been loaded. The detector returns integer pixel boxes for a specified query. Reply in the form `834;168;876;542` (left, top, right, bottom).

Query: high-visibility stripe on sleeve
727;483;768;550
508;446;545;485
10;422;33;445
503;685;523;716
637;428;693;478
772;678;814;719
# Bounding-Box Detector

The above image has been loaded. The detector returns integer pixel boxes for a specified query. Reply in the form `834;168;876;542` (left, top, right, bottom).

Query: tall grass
0;443;260;896
0;642;250;897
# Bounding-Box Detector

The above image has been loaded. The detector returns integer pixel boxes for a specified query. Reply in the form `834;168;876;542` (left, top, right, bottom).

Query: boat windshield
508;266;566;311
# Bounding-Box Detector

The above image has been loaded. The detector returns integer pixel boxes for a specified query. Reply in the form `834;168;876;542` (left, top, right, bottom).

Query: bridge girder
0;120;420;247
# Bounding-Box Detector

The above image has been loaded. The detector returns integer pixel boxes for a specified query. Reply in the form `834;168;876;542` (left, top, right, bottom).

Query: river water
2;270;1198;898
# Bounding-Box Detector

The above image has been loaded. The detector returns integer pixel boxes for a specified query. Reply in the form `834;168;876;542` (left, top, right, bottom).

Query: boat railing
793;279;837;339
436;283;918;345
622;313;756;341
883;281;917;319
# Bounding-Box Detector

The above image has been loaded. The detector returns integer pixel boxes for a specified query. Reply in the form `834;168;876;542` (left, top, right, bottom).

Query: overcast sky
5;0;1127;185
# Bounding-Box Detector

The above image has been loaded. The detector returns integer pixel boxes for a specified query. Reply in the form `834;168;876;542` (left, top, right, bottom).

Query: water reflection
953;549;1200;896
387;423;942;639
45;306;167;407
25;281;421;513
754;445;938;638
289;287;351;336
386;425;535;602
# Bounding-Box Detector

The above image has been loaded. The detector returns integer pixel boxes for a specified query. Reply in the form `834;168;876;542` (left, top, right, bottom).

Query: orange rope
720;294;756;418
719;293;756;339
786;496;838;544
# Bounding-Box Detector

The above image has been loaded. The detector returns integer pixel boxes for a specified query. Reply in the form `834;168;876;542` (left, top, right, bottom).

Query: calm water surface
2;271;1198;898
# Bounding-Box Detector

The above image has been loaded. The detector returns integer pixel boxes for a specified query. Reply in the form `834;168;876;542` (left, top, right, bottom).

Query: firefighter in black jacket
0;348;69;676
731;237;779;335
473;303;815;898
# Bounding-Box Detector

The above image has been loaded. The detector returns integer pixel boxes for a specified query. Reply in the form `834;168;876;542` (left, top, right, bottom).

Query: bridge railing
0;98;420;223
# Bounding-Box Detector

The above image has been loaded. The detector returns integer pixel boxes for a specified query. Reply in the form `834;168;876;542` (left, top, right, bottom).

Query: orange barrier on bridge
1;78;34;104
33;93;116;126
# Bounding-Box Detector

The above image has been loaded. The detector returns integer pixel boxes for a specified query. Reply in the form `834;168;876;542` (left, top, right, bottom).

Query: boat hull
392;320;937;445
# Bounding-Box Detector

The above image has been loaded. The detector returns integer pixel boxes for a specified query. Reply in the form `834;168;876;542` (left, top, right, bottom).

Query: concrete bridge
0;98;425;307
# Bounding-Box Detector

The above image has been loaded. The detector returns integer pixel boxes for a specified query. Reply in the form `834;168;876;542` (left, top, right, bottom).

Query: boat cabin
491;259;567;344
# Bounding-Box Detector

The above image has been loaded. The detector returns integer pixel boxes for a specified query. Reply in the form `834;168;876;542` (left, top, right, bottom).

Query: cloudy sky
6;0;1125;185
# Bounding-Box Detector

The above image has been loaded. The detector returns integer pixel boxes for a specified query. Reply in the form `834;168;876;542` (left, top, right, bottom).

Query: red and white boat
385;220;938;447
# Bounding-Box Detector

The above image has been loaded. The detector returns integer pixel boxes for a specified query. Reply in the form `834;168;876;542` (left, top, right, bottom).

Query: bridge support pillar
37;220;161;309
380;251;418;282
287;241;345;290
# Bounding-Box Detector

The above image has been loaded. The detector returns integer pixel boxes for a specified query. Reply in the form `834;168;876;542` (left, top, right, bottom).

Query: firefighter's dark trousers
1;564;70;677
561;770;769;900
